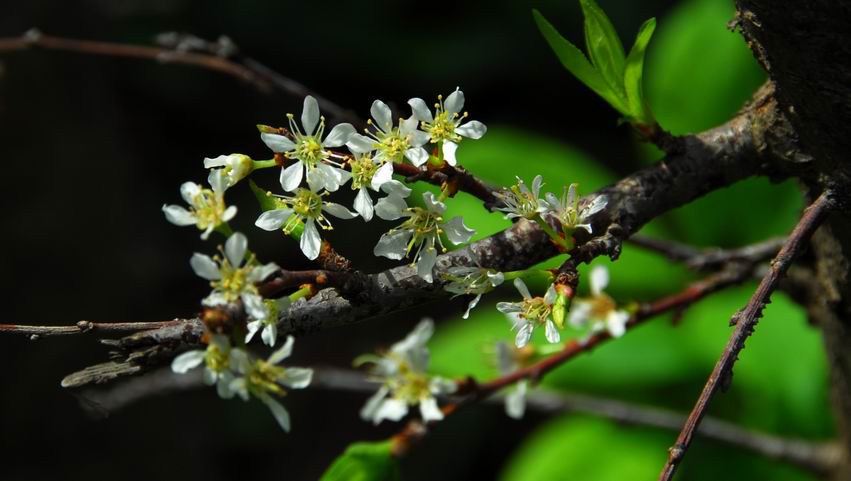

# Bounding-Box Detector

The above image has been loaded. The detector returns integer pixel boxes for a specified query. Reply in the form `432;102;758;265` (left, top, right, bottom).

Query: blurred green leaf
624;18;657;126
579;0;626;98
645;0;764;135
500;416;669;481
319;441;400;481
533;9;627;114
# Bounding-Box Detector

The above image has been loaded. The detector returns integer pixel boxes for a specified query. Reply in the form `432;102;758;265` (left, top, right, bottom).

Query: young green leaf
532;9;627;114
319;441;400;481
624;18;657;125
579;0;627;98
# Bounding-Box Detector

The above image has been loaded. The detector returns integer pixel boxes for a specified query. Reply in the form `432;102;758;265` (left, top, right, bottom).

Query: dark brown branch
658;191;834;481
0;320;179;338
60;83;801;388
629;235;787;271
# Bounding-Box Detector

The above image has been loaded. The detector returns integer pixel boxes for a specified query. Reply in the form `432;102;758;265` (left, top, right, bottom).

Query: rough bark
735;1;851;478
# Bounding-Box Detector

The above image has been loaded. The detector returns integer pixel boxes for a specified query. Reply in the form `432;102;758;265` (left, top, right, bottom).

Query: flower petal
171;350;205;373
323;123;355;148
282;367;313;389
208;169;228;195
462;294;482;319
515;322;533;348
370;99;393;131
245;320;261;343
380;180;412;198
545;319;560;344
353;187;374;222
300;219;321;260
162;205;197;226
374;195;408;221
496;302;522;314
190;253;221;280
360;385;390;422
581;195;608;219
269;335;295;364
280;161;303;192
255;209;292;231
404;146;429;166
203;155;228;169
373;398;408;424
370;162;394;191
259;392;291;432
373;229;411;259
180;182;201;205
444;87;464;114
419;397;444;422
261;133;295;153
346;133;374;154
224;232;247;267
590;265;609;295
441;216;475;244
323;201;358;219
422;191;446;214
607;310;630;338
568;301;592;328
513;278;532;299
416;245;438;283
505;381;527;419
261;323;278;347
455;120;487;139
242;293;268;320
408;97;433;123
544;284;557;305
301;95;320;136
442;141;458;166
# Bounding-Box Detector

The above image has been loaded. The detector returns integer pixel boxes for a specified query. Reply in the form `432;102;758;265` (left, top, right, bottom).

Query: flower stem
288;286;312;303
503;269;555;283
252;159;277;170
215;222;234;238
533;215;571;250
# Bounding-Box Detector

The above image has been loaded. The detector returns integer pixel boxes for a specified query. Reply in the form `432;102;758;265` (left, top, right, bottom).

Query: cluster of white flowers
160;88;628;433
359;319;456;424
172;335;312;431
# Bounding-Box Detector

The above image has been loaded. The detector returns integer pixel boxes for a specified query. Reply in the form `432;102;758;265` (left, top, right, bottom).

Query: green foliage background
420;0;831;479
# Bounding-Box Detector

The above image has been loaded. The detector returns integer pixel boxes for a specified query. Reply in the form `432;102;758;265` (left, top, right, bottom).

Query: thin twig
0;320;179;338
467;265;755;397
629;234;787;271
658;191;834;481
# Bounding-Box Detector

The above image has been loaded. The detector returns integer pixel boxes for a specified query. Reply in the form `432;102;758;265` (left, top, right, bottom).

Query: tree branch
58;82;800;389
658;190;834;481
0;320;179;338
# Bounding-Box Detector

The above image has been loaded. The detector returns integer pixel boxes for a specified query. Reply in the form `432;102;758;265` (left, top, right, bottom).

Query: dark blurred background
0;1;831;480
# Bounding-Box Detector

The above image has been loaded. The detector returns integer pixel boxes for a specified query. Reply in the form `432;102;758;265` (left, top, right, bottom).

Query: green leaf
579;0;627;98
624;18;656;125
319;441;400;481
533;9;627;114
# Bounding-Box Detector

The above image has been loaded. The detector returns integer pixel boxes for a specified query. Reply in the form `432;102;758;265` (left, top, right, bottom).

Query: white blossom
162;169;237;239
347;99;430;166
543;183;608;234
496;278;560;348
245;296;291;347
171;334;237;399
203;153;253;187
569;265;630;338
408;87;487;166
442;266;505;319
259;95;354;192
373;191;475;283
359;319;456;425
495;341;528;420
229;336;313;432
190;232;279;318
254;184;357;260
494;175;548;220
345;142;412;221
